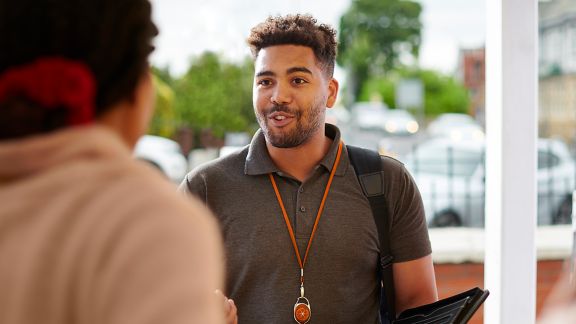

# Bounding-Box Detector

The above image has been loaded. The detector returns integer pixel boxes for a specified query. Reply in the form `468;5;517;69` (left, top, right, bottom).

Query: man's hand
215;290;238;324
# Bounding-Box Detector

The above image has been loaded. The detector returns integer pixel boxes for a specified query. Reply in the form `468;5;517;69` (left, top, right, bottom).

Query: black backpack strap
347;145;396;323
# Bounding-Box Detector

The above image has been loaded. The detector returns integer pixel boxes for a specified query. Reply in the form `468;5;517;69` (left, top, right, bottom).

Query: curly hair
246;14;337;77
0;0;157;139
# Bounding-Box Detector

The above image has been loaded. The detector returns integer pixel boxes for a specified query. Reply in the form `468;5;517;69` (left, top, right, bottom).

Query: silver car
351;102;419;136
427;113;484;142
134;135;188;183
403;137;575;227
350;102;389;131
381;109;419;136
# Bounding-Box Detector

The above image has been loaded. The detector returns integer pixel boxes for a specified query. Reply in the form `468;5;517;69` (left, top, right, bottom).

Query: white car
134;135;188;183
427;113;484;142
404;137;575;227
350;102;389;131
381;109;419;136
218;131;251;158
351;102;419;136
325;106;351;126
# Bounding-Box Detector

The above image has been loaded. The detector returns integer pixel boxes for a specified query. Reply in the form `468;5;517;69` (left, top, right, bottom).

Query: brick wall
434;260;566;323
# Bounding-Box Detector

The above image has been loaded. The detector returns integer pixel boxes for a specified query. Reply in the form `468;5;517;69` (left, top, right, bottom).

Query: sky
148;0;485;77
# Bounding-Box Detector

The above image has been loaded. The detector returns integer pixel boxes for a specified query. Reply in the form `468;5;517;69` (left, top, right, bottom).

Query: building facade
457;48;486;126
539;0;576;144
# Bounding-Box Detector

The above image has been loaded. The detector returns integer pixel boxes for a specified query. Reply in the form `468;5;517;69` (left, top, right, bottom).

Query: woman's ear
124;70;156;147
96;70;156;149
134;70;156;130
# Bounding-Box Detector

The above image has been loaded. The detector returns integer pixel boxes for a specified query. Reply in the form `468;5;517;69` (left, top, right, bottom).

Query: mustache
266;105;292;115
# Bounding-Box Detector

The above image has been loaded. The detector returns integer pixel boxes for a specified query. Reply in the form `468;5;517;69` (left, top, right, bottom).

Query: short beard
258;103;323;148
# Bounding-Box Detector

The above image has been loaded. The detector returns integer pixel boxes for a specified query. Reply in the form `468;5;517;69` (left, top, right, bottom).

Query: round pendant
294;297;311;324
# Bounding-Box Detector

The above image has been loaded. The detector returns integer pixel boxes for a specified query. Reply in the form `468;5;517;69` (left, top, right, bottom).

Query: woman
0;0;228;323
538;271;576;323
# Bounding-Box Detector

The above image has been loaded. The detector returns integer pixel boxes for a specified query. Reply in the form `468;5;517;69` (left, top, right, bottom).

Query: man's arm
393;254;438;315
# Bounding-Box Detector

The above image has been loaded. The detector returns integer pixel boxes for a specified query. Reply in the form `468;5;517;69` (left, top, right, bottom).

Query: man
180;14;437;323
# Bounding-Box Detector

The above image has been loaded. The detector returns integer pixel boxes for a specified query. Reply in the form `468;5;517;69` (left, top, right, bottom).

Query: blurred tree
338;0;422;104
152;66;175;86
172;52;256;141
148;74;176;138
359;68;469;117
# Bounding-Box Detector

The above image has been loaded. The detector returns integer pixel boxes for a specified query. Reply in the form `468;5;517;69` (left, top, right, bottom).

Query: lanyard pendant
269;142;343;324
294;285;311;324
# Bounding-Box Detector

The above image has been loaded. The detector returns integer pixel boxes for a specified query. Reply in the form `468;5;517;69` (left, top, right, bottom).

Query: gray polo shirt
180;124;431;324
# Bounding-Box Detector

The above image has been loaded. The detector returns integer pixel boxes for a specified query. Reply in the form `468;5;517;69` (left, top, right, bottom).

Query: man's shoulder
346;145;406;174
191;146;248;176
350;147;414;190
380;154;405;171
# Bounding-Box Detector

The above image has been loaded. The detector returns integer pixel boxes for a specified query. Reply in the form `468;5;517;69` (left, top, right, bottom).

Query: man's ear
326;78;339;108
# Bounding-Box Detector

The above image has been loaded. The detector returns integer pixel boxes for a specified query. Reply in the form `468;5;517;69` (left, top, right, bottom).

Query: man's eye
293;78;307;85
257;79;272;86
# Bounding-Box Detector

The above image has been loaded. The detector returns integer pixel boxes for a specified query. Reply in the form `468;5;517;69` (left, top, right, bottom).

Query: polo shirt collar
244;128;277;175
245;123;349;177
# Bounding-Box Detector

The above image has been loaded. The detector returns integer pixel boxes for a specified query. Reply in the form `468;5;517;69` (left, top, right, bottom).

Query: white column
484;0;538;323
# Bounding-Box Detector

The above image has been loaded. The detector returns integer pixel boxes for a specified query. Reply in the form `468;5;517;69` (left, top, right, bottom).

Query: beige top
0;126;225;324
538;304;576;324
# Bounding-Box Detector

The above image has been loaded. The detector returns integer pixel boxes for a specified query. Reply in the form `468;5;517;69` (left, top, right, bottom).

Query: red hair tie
0;57;96;126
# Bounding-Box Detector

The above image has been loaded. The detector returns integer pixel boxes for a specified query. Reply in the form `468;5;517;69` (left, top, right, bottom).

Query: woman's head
0;0;158;140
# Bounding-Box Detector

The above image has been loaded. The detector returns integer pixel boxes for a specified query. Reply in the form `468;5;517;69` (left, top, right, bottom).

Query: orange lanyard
268;140;343;285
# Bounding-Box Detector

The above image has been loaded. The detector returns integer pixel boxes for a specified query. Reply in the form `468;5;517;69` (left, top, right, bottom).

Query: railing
402;140;575;227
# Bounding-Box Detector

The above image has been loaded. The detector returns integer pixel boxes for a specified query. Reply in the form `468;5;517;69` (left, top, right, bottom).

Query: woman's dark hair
246;14;337;78
0;0;158;139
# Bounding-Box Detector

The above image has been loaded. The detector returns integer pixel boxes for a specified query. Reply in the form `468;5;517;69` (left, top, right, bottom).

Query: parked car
218;131;251;158
350;101;389;131
351;102;419;136
404;137;575;227
219;145;246;158
427;113;484;142
325;106;351;126
134;135;188;183
381;109;419;136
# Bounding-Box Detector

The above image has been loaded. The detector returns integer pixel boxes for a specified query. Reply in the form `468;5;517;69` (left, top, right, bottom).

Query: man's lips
268;111;295;127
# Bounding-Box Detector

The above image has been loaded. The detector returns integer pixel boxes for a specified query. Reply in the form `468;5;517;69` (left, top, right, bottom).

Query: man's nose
270;83;291;105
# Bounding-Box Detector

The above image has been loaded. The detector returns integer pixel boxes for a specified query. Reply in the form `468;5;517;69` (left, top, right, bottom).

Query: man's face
253;45;338;148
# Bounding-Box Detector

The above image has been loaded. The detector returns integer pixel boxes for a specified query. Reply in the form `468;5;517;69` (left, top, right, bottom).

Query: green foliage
359;68;469;117
148;74;176;137
359;76;397;109
149;53;256;145
171;52;256;139
152;66;175;86
338;0;422;101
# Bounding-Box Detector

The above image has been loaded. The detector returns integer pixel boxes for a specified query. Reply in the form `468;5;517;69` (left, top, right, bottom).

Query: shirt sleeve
178;168;208;203
381;156;432;263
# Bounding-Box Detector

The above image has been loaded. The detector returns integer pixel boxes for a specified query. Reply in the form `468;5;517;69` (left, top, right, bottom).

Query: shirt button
300;206;306;212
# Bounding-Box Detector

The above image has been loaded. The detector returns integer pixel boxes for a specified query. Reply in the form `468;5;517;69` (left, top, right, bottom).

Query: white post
572;190;576;280
484;0;538;323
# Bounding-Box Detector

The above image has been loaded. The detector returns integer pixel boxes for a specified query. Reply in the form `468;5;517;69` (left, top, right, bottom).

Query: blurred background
133;1;576;322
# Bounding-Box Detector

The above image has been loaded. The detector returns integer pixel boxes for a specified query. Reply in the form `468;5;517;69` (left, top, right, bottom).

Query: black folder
393;287;489;324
